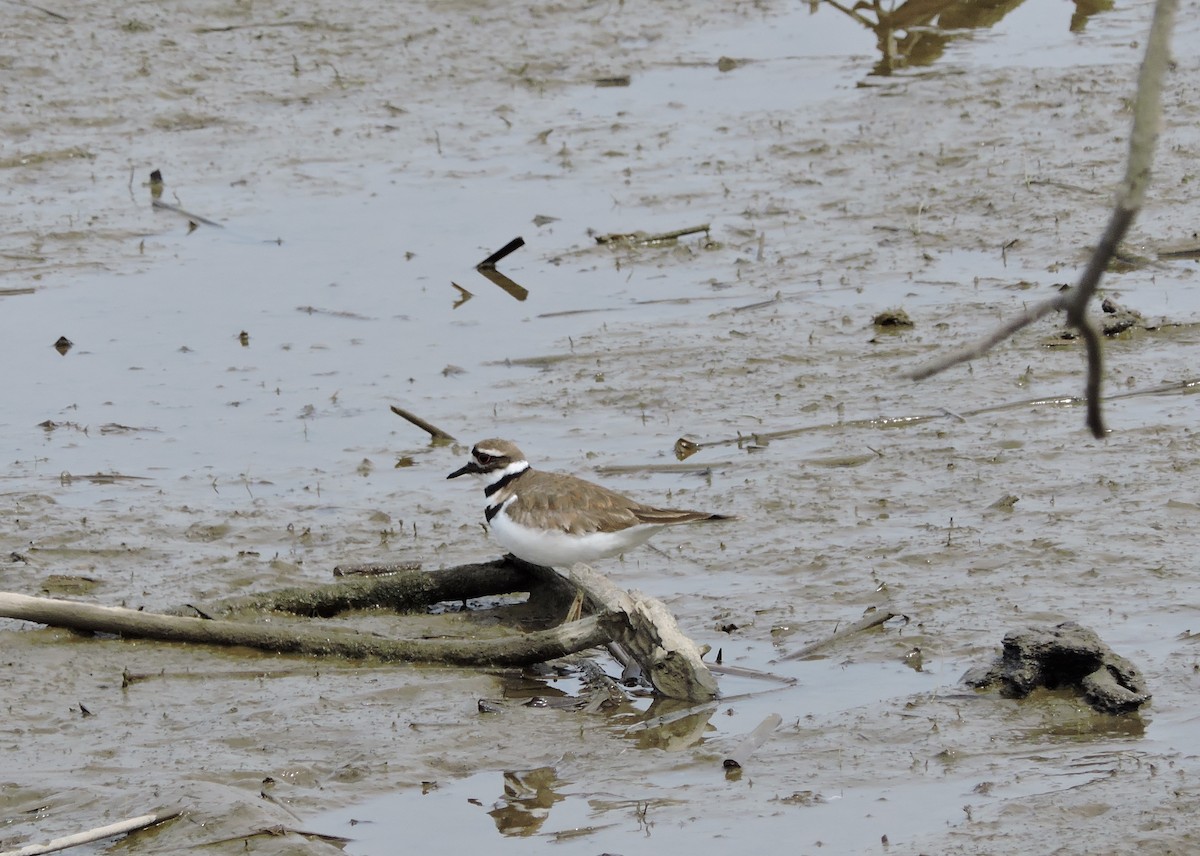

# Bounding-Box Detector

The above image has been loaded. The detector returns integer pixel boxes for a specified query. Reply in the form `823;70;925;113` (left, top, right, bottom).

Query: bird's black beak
447;460;482;479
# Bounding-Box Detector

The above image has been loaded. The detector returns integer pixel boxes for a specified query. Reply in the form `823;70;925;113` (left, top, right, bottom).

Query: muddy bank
3;0;1200;853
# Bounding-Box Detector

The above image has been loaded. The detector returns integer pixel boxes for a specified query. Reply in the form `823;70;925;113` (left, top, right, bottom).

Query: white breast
488;496;662;567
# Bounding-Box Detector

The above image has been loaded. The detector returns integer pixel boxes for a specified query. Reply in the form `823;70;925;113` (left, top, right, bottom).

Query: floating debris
54;335;73;355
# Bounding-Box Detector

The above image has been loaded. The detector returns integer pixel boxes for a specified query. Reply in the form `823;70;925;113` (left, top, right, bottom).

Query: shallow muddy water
3;0;1200;853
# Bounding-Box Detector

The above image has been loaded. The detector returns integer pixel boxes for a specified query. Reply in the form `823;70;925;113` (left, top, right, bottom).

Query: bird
447;438;734;568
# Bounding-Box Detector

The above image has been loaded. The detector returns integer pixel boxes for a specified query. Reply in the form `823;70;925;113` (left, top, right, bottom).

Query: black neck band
483;467;524;498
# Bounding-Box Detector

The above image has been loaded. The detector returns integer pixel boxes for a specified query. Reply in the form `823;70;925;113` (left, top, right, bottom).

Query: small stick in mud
723;712;783;772
778;608;897;662
1;807;183;856
908;0;1176;439
476;236;525;269
12;1;69;22
594;223;710;246
707;662;796;685
389;404;456;442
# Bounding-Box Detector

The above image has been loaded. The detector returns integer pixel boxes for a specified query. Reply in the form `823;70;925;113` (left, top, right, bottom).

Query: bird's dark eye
476;453;494;464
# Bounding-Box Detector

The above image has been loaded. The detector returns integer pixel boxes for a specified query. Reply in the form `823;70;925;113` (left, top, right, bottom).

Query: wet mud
3;0;1200;853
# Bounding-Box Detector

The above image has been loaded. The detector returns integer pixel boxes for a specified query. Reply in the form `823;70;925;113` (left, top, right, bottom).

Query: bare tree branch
909;0;1177;438
908;293;1067;381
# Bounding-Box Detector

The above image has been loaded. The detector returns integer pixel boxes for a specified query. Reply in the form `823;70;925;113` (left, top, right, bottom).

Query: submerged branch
779;609;897;662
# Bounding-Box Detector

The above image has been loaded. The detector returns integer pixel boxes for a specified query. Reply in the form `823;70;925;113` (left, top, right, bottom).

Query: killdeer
447;439;733;567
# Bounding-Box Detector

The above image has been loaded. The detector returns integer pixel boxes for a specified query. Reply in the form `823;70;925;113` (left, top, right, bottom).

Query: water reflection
625;697;716;752
820;0;1114;75
475;266;529;302
487;767;565;836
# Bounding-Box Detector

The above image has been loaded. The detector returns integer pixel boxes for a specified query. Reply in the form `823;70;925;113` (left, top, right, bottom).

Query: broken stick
779;609;896;662
389;404;456;442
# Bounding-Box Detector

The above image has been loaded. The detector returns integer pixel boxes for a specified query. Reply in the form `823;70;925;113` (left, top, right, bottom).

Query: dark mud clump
963;621;1151;714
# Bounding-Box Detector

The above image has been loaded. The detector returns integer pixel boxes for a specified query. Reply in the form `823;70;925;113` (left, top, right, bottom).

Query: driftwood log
0;557;719;702
0;591;614;667
568;564;719;701
179;558;563;618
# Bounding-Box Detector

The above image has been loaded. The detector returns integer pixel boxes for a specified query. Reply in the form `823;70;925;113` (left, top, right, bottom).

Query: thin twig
594;223;710;246
151;199;224;228
3;0;67;21
908;293;1067;380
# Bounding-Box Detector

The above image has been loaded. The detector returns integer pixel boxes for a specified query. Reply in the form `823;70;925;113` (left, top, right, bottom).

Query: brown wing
505;470;732;534
505;471;646;535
